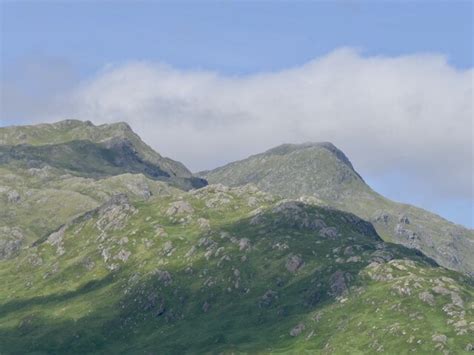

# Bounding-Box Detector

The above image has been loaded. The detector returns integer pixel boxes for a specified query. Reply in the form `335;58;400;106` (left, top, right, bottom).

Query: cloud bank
2;48;473;203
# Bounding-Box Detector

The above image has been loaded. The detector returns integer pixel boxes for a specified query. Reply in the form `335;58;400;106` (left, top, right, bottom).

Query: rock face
199;142;474;276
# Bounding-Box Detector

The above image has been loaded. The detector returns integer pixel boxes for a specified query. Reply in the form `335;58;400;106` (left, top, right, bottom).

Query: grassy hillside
1;122;472;354
1;184;472;354
200;143;474;276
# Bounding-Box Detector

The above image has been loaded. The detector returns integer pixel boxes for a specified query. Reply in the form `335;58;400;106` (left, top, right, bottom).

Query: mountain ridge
199;141;474;276
1;120;473;354
0;119;207;189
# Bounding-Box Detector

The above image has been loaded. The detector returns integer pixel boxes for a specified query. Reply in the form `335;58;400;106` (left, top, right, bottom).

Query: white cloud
3;48;473;201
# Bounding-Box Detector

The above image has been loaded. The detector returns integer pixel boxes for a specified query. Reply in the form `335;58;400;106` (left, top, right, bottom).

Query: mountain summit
200;142;474;276
200;142;368;203
0;119;207;190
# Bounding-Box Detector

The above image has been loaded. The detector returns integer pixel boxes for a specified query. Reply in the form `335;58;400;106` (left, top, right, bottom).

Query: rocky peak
264;142;363;180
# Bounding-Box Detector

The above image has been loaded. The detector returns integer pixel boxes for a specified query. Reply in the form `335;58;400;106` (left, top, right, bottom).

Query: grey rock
418;291;435;306
162;241;174;255
202;301;211;313
450;292;464;309
329;270;349;297
239;238;251;251
166;200;194;216
259;289;278;308
96;194;137;232
197;218;211;231
319;227;339;239
46;225;67;256
372;211;390;225
114;249;131;262
6;190;20;203
82;257;95;271
290;323;305;337
399;215;410;224
154;226;168;238
0;226;24;260
432;286;450;295
286;254;304;273
431;334;447;344
185;246;197;258
247;196;258;207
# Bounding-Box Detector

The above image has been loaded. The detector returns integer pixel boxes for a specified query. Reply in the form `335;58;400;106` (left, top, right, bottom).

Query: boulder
259;290;278;308
0;226;24;260
431;334;447;344
319;227;339;239
202;301;211;313
329;271;348;297
166;200;194;216
197;218;211;231
239;238;251;251
418;291;435;306
290;323;305;337
6;190;21;203
286;254;304;273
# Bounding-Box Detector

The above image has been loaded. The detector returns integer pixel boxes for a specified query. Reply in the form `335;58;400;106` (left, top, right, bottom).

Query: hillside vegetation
200;143;474;276
1;121;472;354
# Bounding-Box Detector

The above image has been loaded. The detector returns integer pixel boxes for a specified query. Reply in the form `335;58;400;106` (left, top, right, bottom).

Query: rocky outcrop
0;226;24;260
166;200;194;216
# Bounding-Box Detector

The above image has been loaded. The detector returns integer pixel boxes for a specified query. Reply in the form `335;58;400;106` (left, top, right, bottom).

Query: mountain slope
0;120;206;256
199;143;474;276
0;119;206;187
1;185;472;353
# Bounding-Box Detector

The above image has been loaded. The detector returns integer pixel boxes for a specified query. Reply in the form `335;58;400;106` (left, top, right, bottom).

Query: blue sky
1;1;473;227
2;1;472;75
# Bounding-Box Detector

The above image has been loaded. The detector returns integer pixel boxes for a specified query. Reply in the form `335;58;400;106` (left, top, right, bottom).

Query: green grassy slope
199;143;474;276
1;185;472;354
0;162;179;255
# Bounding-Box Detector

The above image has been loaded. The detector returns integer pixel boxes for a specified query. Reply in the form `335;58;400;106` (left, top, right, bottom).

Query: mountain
199;142;474;276
1;122;473;354
0;120;206;256
1;184;472;353
0;119;206;189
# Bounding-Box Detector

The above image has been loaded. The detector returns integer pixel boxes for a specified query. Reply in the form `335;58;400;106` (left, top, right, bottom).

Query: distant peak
264;141;362;181
98;121;132;130
51;119;133;131
51;119;95;128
